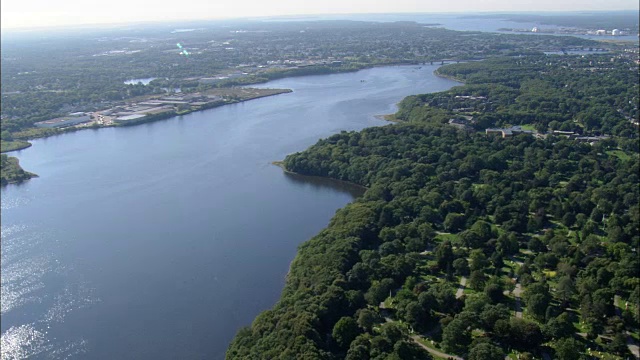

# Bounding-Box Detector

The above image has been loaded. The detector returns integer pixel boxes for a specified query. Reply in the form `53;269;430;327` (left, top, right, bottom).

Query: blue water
261;13;639;42
1;65;460;359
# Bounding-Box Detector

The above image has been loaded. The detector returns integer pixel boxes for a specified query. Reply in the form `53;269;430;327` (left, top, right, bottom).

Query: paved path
383;315;463;359
628;340;639;359
512;280;523;318
626;330;640;359
410;335;463;360
614;295;640;358
456;277;467;299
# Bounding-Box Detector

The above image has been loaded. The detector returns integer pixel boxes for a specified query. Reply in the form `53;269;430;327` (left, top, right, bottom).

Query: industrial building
114;114;147;124
35;114;91;128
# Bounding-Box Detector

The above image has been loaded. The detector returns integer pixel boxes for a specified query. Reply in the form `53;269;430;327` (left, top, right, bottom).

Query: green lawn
0;140;31;153
606;150;632;161
434;233;459;242
414;336;449;360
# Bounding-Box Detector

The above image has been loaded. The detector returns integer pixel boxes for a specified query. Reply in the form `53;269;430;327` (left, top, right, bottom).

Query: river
0;65;460;359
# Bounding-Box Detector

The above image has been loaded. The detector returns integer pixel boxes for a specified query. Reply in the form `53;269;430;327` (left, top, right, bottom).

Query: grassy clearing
414;336;449;359
435;233;459;243
1;140;32;153
606;150;632;161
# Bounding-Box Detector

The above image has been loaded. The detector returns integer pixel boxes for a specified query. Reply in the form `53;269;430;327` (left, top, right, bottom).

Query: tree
468;342;505;360
608;332;630;356
470;249;488;272
435;241;454;270
556;276;575;305
357;308;379;332
460;230;482;249
528;237;546;253
393;341;433;360
444;213;466;232
542;312;575;340
1;130;12;141
380;322;405;345
365;278;395;305
484;282;503;304
480;304;510;331
470;220;493;242
453;258;470;276
418;291;437;312
554;337;584;360
345;344;369;360
442;318;471;355
527;293;550;321
332;317;360;349
469;270;486;291
508;318;543;349
490;251;504;269
404;302;427;331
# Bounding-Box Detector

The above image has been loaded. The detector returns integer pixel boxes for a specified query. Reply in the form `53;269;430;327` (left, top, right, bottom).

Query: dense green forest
399;55;638;141
0;154;35;185
227;55;639;359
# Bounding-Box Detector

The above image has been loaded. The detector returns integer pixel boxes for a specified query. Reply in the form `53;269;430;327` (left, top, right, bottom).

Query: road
614;295;640;358
411;335;463;360
382;313;463;359
512;280;523;318
456;277;467;299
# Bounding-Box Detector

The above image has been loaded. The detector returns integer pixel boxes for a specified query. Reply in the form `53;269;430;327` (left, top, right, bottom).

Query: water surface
1;65;460;360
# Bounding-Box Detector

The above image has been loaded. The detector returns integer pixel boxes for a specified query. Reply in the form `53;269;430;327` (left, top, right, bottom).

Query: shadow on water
282;171;366;198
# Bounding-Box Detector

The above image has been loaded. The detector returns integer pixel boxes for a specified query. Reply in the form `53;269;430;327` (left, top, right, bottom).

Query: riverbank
374;114;400;122
272;161;369;192
12;88;294;141
0;154;37;186
0;88;293;185
0;140;32;153
10;61;436;144
433;68;466;83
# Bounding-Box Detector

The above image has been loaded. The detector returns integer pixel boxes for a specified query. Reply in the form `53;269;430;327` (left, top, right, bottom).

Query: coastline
0;89;294;185
374;114;400;122
433;68;466;83
5;63;452;185
13;88;294;141
0;140;32;153
271;161;369;192
13;62;442;144
0;155;38;186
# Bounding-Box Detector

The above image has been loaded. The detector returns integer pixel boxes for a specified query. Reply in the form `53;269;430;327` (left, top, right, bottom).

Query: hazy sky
1;0;638;29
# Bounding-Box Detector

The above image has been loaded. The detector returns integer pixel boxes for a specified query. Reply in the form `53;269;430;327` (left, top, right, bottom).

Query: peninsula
228;52;639;360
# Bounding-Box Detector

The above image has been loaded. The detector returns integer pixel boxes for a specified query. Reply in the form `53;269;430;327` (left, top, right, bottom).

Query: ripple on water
0;194;31;211
1;223;97;359
42;281;100;324
1;225;52;316
0;324;52;360
1;324;89;360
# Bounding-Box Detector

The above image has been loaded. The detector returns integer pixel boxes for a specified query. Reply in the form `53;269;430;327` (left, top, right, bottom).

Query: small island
1;154;37;186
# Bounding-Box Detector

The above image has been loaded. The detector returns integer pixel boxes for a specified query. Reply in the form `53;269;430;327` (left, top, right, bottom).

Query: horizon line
2;9;639;32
